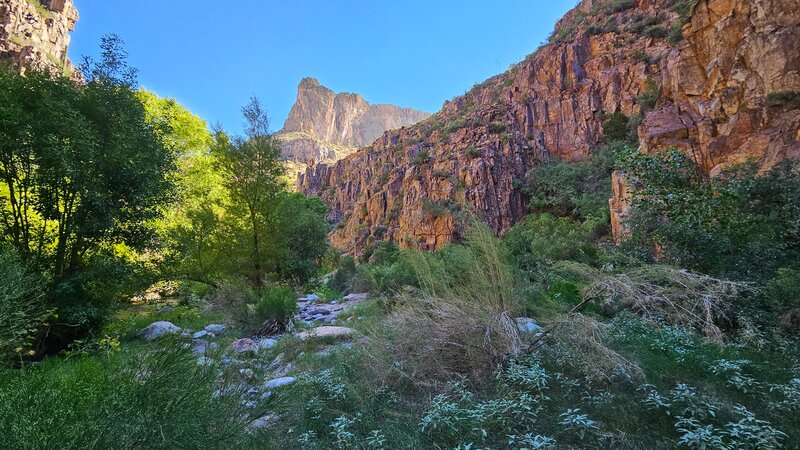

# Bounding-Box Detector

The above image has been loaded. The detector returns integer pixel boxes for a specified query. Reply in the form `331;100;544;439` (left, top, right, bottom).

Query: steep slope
299;0;800;255
276;77;430;176
0;0;78;75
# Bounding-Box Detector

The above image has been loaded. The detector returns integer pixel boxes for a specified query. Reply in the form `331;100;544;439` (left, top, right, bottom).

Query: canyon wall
0;0;78;74
299;0;800;255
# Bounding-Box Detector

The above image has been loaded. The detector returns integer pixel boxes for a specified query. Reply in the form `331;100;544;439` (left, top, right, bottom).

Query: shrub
255;286;297;326
637;78;660;113
584;266;750;341
503;214;599;274
488;122;506;134
328;254;357;294
0;246;49;363
412;150;430;165
766;91;800;108
618;149;800;281
522;144;616;222
603;111;630;142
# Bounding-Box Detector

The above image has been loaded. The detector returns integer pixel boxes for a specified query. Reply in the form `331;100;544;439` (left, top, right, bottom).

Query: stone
294;326;359;341
239;368;255;379
228;338;257;354
305;294;320;302
139;321;181;341
264;376;296;389
205;324;226;334
308;307;332;315
342;293;368;302
192;339;208;355
276;78;430;179
515;317;543;334
254;338;277;351
192;330;208;339
196;356;214;366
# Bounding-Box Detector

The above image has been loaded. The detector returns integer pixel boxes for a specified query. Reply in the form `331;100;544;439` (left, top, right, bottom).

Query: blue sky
69;1;575;134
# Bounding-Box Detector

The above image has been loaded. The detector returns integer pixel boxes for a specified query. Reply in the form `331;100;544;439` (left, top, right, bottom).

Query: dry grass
545;313;643;382
584;266;751;342
387;221;524;383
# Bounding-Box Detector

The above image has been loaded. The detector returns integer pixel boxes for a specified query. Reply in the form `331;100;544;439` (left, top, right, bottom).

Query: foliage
637;78;660;112
0;246;48;363
0;35;176;344
503;213;599;273
618;148;800;281
522;143;617;223
255;285;297;326
766;91;800;108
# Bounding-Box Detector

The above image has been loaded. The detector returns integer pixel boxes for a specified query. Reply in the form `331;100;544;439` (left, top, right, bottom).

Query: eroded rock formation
299;0;800;255
0;0;78;74
277;77;430;177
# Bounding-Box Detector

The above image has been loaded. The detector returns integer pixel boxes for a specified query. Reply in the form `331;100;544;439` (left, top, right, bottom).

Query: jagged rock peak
282;77;430;148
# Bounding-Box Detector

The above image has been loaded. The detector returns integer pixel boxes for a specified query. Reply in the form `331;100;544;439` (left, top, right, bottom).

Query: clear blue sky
69;1;574;134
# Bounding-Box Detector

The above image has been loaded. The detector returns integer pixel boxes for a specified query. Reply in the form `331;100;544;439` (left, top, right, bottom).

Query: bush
637;78;660;113
328;254;357;294
389;222;523;381
255;286;297;326
619;149;800;281
765;268;800;313
0;246;48;363
522;144;616;222
503;214;599;274
766;91;800;108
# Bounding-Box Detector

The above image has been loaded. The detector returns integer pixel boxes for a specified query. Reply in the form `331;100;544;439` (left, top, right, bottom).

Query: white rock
342;293;368;302
294;326;359;341
515;317;543;334
139;321;182;341
192;330;208;339
255;338;277;351
197;356;214;366
205;324;226;334
264;376;296;389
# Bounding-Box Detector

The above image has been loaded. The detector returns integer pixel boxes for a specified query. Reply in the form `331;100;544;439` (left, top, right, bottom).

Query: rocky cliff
0;0;78;74
299;0;800;255
277;78;430;177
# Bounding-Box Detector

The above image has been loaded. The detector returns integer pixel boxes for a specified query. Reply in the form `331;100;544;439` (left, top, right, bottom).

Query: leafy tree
211;98;286;284
0;34;176;337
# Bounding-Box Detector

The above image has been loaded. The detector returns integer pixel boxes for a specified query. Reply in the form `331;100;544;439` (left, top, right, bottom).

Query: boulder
264;376;296;389
192;339;208;355
139;321;181;341
205;324;226;334
228;338;257;354
294;326;359;341
254;338;277;351
342;293;367;302
192;330;208;339
305;293;320;302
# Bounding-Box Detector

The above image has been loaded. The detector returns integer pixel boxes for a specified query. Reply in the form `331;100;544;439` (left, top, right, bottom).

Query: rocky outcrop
0;0;78;74
300;0;800;254
277;78;430;177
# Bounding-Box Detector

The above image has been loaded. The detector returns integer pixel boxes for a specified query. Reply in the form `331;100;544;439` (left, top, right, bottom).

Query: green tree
0;34;176;335
211;97;286;284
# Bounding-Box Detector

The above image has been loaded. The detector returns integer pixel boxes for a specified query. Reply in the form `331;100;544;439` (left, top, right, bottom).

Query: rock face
0;0;78;74
277;78;430;177
299;0;800;254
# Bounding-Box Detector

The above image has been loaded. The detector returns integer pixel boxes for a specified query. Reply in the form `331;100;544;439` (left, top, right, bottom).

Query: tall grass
389;221;524;382
0;342;259;449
